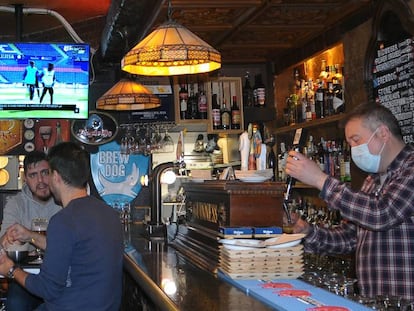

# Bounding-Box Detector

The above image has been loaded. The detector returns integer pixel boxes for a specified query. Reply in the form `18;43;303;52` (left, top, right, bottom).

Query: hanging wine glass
151;125;162;152
162;128;174;153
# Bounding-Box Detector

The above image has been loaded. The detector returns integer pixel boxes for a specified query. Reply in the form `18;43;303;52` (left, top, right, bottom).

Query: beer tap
283;128;307;225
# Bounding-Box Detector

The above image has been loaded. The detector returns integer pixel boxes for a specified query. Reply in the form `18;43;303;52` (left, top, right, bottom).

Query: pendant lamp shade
121;20;221;76
96;79;161;111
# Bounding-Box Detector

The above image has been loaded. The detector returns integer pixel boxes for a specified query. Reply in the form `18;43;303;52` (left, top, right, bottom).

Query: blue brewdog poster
90;140;150;205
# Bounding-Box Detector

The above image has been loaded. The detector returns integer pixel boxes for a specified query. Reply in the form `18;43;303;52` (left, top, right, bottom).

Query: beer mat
218;227;253;238
260;282;294;289
253;226;283;238
218;270;303;280
278;289;311;297
306;307;350;311
219;245;304;258
219;261;303;270
219;254;303;264
219;238;263;250
217;274;373;311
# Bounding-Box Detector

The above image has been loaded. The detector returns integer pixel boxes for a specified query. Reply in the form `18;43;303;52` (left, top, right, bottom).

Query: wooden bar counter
122;224;275;311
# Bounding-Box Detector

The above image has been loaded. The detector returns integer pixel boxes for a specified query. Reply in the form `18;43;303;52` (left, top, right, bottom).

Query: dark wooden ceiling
150;0;373;64
0;0;373;67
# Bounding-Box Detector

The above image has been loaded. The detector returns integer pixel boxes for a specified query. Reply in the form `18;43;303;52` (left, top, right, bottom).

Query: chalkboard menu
373;37;414;144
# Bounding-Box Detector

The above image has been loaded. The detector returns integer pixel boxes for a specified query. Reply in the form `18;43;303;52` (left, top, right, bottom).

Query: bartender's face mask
351;127;385;173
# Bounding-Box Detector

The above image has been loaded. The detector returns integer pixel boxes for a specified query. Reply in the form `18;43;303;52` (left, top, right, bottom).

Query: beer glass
31;218;48;264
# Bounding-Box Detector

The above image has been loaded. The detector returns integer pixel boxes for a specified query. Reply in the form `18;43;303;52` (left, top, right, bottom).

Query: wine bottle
178;83;188;119
242;74;254;107
211;94;221;130
254;74;266;107
220;99;231;130
231;95;241;129
315;80;324;119
197;83;207;119
332;64;344;114
267;146;276;181
325;82;334;117
187;84;198;119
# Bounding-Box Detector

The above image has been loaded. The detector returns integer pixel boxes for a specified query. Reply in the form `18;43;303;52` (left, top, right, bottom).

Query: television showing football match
0;42;90;119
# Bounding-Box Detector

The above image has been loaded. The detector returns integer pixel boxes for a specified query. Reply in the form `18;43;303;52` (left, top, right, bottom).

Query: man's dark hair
23;151;47;172
47;142;90;188
341;103;402;138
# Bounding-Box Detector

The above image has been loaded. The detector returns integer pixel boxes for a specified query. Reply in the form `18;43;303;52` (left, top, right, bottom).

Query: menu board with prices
373;37;414;144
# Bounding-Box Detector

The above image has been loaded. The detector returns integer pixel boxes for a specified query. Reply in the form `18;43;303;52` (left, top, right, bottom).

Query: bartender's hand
284;212;312;235
285;150;328;190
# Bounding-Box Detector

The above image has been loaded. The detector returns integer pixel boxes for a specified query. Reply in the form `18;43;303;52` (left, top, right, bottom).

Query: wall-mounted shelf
275;114;344;135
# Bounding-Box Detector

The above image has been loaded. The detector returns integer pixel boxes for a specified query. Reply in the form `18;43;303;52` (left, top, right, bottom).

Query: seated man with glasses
0;151;61;311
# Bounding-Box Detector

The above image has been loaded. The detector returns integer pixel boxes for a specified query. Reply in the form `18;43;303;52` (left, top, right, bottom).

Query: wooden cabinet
173;76;244;134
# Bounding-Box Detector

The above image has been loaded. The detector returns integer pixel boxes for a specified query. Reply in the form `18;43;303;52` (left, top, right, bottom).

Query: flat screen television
0;42;90;119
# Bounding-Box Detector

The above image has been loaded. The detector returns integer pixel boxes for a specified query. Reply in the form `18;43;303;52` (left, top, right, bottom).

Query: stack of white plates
235;169;273;182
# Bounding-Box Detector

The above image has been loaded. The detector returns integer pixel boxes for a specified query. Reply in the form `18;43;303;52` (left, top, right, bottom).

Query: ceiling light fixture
96;79;161;111
121;1;221;76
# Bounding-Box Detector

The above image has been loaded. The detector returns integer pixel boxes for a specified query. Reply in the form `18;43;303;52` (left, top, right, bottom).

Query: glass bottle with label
187;84;198;119
211;93;221;130
254;74;266;107
197;83;207;119
231;95;241;129
220;99;231;130
179;83;188;120
315;80;324;118
242;74;254;107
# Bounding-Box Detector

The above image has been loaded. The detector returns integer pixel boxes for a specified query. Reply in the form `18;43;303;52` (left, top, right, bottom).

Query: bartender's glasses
30;218;48;264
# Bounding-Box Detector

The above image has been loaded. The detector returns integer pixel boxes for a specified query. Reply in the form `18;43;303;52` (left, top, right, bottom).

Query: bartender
285;103;414;302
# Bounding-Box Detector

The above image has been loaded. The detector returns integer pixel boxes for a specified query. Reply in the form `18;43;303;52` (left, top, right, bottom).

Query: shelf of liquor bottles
277;129;351;184
173;76;244;134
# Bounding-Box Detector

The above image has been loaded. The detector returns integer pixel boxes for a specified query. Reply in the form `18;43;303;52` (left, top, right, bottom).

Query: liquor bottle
178;83;188;119
231;95;241;129
197;83;207;119
267;146;276;181
295;93;303;123
242;74;254;107
304;83;312;122
187;84;198;119
254;74;266;107
325;82;334;117
315;80;324;118
220;99;231;130
211;94;221;130
332;64;344;114
278;142;287;181
300;80;307;122
307;79;316;120
340;140;351;182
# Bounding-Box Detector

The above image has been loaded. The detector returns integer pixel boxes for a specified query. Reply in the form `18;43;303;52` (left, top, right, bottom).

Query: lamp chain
167;0;173;21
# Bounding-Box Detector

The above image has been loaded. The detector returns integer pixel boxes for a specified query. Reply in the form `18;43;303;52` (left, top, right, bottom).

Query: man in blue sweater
0;142;124;311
